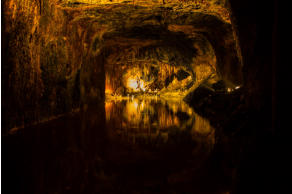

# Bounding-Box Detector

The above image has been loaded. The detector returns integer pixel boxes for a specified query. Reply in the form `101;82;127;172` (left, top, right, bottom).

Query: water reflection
3;98;230;194
105;97;215;147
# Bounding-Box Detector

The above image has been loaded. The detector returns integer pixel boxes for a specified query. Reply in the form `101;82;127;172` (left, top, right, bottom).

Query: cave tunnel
1;0;278;194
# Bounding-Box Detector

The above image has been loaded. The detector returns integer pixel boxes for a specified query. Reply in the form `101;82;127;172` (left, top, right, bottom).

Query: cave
1;0;278;194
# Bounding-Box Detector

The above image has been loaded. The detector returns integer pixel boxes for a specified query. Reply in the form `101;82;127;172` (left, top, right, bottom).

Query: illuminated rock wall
2;0;241;132
2;0;105;132
103;35;216;97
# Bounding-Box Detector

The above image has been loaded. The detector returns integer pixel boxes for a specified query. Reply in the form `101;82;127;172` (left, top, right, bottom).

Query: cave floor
2;98;232;194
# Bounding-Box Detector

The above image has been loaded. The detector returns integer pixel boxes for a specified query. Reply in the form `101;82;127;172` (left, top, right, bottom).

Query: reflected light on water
105;97;215;147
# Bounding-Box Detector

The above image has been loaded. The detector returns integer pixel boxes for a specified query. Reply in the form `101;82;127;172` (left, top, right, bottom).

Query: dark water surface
2;98;232;194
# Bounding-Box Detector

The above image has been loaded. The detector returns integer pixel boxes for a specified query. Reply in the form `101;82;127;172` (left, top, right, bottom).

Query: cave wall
83;3;243;97
102;30;217;96
2;0;105;133
2;0;242;133
229;0;275;113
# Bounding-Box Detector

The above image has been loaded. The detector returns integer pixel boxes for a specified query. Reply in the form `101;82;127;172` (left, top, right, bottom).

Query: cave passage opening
101;16;243;150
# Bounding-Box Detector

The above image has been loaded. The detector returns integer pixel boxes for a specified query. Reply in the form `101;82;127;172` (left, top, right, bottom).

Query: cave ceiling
62;0;230;23
54;0;240;97
3;0;241;102
59;0;234;91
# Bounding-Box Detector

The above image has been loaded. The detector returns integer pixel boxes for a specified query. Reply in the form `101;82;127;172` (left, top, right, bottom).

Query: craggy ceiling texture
2;0;242;132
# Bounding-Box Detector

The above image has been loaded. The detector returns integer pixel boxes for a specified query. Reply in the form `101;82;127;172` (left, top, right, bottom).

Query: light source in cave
127;77;139;91
126;76;146;92
105;63;195;97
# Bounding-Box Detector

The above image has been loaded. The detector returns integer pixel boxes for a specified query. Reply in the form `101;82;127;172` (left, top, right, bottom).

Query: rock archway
2;0;243;131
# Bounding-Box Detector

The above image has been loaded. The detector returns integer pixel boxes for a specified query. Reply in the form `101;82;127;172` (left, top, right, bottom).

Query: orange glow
105;101;113;120
105;97;215;146
126;76;146;92
105;73;113;94
105;84;113;94
127;77;139;90
106;97;195;129
140;80;146;91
